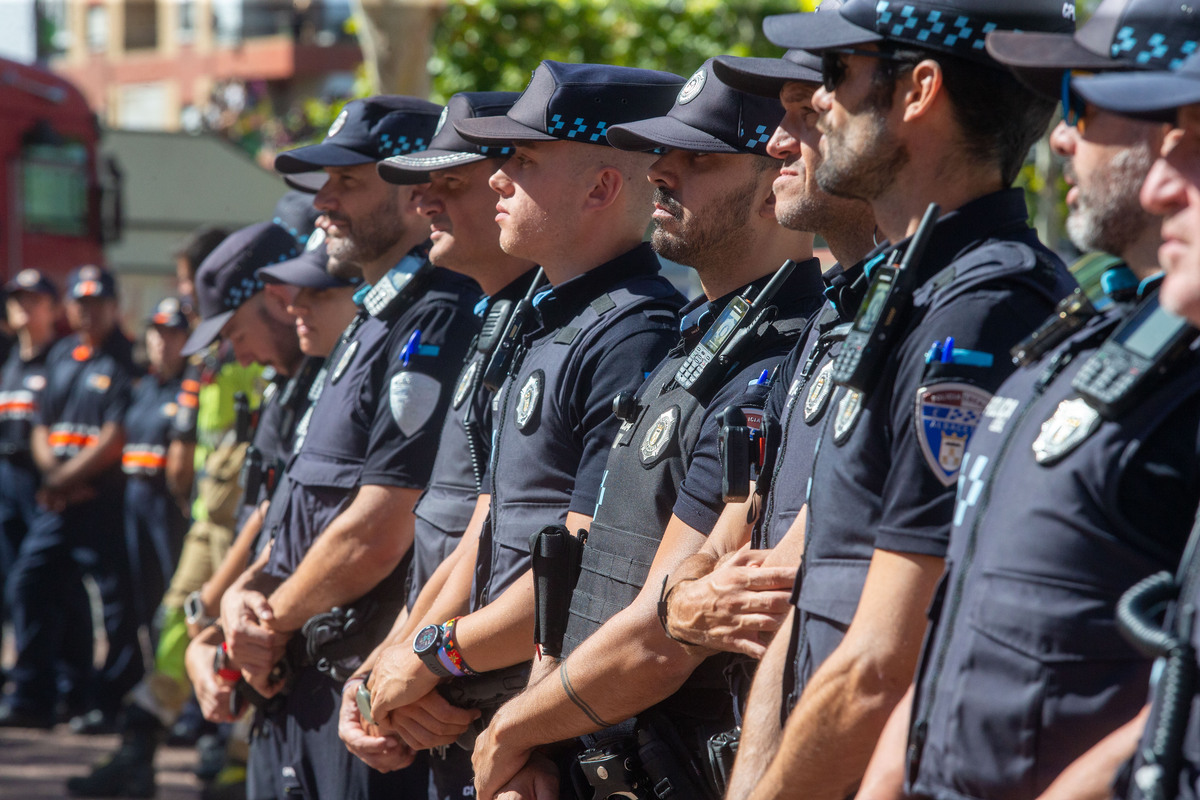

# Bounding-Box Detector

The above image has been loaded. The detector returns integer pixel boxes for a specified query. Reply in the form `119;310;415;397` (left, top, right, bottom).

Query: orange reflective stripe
48;431;96;448
122;451;166;470
179;393;199;408
181;379;200;393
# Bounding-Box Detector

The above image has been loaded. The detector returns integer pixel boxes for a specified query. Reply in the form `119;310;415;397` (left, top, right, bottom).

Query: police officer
843;5;1200;799
468;58;828;800
66;223;311;799
723;3;1079;798
654;2;882;664
217;96;484;800
363;61;684;770
0;269;62;695
2;265;140;730
123;298;192;635
338;90;539;800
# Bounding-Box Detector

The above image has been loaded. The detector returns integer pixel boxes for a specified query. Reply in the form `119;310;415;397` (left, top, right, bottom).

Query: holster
437;661;532;750
530;524;586;658
703;727;739;798
572;712;719;800
301;569;407;682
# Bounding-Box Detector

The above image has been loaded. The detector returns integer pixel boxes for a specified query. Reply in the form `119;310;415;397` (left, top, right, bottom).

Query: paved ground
0;724;202;799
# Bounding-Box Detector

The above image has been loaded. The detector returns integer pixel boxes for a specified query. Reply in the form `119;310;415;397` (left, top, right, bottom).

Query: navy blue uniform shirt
122;374;184;483
0;342;56;459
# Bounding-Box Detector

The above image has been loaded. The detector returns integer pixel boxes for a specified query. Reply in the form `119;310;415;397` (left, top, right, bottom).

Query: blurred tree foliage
426;0;817;101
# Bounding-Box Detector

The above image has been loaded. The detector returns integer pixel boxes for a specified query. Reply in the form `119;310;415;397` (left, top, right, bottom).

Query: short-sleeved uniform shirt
787;189;1076;703
0;341;56;462
36;330;137;493
471;244;685;610
407;269;540;609
122;373;185;484
905;285;1200;800
262;261;481;582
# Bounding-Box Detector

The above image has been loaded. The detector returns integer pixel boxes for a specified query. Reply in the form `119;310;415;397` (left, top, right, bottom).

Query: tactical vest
472;278;680;610
787;238;1073;710
409;345;490;609
753;309;852;550
907;314;1200;800
563;309;811;654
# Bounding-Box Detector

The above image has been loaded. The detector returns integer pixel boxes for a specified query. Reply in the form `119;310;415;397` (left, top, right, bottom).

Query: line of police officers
27;0;1200;799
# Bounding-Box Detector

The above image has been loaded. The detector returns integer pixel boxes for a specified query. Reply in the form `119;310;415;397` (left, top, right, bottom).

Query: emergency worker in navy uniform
339;91;540;800
652;2;881;670
123;298;193;636
214;96;483;800
849;6;1200;800
0;269;61;693
723;3;1079;799
362;61;685;783
466;59;827;800
3;265;141;730
68;223;316;800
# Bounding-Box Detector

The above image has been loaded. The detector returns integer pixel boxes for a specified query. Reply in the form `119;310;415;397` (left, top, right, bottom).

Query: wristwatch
412;623;452;678
184;590;216;629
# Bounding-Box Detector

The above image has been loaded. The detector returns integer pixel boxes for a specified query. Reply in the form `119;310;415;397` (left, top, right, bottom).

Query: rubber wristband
657;575;703;647
440;616;478;677
216;642;242;683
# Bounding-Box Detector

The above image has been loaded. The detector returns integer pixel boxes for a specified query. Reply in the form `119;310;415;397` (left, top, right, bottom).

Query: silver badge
331;340;359;384
678;68;706;105
804;360;835;424
1032;396;1101;465
434;106;449;137
305;228;326;252
640;406;679;464
453;360;479;410
327;109;349;138
833;389;862;445
515;370;543;431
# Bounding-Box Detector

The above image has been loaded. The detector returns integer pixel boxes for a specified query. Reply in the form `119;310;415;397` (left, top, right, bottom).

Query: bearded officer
723;2;1080;798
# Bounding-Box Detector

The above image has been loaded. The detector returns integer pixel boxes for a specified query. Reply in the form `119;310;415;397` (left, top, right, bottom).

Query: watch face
413;624;441;655
184;592;203;623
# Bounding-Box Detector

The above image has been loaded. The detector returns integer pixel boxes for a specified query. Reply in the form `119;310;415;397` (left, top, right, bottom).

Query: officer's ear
900;58;944;125
582;164;625;213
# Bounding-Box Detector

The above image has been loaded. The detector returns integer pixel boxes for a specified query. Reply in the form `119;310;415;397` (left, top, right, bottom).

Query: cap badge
434;106;449;138
678;68;706;105
328;109;349;139
79;266;100;281
305;228;327;252
16;269;39;287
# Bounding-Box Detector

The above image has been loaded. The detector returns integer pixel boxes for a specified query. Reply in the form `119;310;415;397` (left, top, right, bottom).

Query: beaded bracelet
439;616;478;677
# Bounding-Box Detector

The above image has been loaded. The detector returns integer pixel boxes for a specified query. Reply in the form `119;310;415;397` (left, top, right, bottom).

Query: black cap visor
377;149;492;185
275;142;377;174
986;31;1125;99
454;115;559;146
182;309;234;357
763;10;882;53
712;55;822;98
283;172;327;194
1073;69;1199;123
607;115;742;153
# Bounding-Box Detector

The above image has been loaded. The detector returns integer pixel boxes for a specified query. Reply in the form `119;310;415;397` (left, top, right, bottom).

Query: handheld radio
482;268;546;392
362;261;433;319
1072;291;1198;418
832;203;940;394
675;259;798;397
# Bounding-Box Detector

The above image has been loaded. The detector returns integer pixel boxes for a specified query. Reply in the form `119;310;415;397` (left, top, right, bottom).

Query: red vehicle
0;56;120;285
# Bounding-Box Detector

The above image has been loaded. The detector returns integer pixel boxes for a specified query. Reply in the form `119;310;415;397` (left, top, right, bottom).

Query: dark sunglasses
820;47;918;92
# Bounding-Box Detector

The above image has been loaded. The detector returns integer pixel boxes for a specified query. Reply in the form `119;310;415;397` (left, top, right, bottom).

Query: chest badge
515;369;543;432
1032;396;1101;466
24;374;45;391
833;389;863;445
162;402;178;418
640;405;679;464
804;360;835;425
453;360;479;410
915;382;992;486
87;372;111;392
331;340;359;384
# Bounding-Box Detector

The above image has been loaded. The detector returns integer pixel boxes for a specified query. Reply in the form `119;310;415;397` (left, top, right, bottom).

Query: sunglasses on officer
1061;70;1094;135
820;47;921;93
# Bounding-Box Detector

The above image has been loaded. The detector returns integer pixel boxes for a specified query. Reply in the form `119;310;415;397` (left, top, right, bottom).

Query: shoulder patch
914;382;991;486
390;371;441;437
1031;396;1101;466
